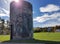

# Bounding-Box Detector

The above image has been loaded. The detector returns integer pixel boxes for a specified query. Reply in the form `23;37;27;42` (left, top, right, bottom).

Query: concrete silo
10;0;33;40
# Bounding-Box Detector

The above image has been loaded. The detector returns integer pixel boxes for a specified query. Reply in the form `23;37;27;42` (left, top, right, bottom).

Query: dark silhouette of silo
10;0;33;40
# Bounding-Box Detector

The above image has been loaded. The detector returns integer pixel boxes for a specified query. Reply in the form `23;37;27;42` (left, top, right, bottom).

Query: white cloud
40;4;60;12
33;12;60;23
0;10;3;13
42;22;60;27
2;8;9;15
0;7;9;17
34;20;60;27
2;0;8;4
58;18;60;21
0;14;9;17
33;14;49;22
0;0;10;17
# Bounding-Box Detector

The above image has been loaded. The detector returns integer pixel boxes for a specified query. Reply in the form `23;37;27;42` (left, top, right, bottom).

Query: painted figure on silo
10;0;33;40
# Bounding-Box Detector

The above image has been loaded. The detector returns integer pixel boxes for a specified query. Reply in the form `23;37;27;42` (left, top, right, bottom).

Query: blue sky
0;0;60;27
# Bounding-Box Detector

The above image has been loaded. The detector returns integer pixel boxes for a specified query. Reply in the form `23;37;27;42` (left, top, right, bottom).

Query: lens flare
11;0;23;7
14;0;19;3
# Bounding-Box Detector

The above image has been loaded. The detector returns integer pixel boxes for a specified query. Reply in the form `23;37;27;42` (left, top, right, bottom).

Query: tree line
0;17;10;35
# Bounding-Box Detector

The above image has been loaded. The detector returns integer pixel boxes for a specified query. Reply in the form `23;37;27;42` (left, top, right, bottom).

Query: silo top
10;0;32;15
10;1;32;8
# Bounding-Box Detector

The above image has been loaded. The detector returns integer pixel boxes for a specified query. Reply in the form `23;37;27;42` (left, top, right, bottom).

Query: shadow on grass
2;38;60;44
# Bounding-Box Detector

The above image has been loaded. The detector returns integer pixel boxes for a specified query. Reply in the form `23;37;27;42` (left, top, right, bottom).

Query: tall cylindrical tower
10;0;33;40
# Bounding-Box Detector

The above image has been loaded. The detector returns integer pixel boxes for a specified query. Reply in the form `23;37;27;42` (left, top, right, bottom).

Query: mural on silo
10;0;33;40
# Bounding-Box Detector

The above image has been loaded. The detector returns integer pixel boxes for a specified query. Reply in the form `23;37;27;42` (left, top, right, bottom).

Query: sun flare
14;0;19;3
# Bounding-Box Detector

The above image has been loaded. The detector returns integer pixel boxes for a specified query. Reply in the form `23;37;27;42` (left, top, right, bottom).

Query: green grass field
34;32;60;42
0;35;10;42
0;32;60;42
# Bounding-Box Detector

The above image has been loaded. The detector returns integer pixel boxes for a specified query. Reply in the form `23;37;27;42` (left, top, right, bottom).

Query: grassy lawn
0;32;60;42
34;32;60;42
0;35;10;42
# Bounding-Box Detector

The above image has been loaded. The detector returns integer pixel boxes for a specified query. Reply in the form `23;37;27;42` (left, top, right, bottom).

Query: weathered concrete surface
10;1;33;40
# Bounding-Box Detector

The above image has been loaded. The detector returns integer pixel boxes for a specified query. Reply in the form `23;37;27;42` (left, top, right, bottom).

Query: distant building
10;1;33;40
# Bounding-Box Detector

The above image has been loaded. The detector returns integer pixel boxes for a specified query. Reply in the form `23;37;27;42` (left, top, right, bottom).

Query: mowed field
34;32;60;42
0;32;60;42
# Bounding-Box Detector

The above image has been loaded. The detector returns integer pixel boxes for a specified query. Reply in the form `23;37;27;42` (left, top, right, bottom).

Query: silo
10;0;33;40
